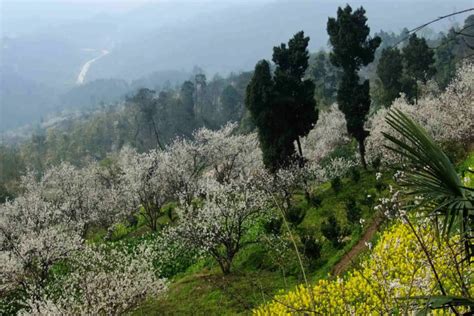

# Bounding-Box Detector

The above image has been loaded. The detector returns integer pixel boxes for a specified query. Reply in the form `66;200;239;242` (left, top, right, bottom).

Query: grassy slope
131;169;390;315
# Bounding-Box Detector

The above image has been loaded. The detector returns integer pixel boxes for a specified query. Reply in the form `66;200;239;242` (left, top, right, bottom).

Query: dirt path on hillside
331;213;385;276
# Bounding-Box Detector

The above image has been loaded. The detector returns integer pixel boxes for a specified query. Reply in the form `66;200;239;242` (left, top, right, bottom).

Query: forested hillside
1;3;473;315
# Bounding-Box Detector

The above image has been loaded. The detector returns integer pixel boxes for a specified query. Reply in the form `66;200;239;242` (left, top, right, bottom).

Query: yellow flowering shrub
255;222;472;315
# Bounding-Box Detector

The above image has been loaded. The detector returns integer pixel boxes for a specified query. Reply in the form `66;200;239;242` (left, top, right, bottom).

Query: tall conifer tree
246;32;317;171
327;5;381;169
377;47;404;107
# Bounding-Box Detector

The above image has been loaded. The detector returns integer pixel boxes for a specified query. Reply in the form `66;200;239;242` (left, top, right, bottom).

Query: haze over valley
1;0;471;132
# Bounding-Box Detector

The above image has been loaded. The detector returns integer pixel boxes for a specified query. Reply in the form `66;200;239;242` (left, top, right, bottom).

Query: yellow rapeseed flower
254;221;472;315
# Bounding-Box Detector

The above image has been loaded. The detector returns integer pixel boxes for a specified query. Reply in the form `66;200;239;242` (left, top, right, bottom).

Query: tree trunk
151;119;164;150
217;257;232;275
295;137;311;199
296;137;304;159
145;205;158;232
358;139;367;170
150;220;157;232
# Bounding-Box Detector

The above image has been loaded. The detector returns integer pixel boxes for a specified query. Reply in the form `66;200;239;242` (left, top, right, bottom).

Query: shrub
350;167;361;183
126;214;138;228
318;142;357;172
300;233;322;262
375;180;386;192
345;197;361;223
264;217;283;235
309;194;323;207
162;203;177;222
363;189;377;207
285;206;306;226
371;156;381;170
321;215;343;248
331;176;342;194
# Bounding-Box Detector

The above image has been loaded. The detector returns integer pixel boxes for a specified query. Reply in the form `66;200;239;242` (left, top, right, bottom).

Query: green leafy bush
264;217;283;235
350;167;361;183
345;197;361;223
300;233;322;262
321;215;344;248
375;180;386;192
363;189;377;207
308;194;323;207
331;176;342;194
371;157;381;170
285;206;306;226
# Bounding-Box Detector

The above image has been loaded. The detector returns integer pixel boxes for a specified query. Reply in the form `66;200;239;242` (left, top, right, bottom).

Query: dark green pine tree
327;5;381;169
246;32;318;171
180;80;195;116
402;34;435;103
245;60;283;170
403;34;436;84
377;47;404;107
434;28;459;90
272;31;318;162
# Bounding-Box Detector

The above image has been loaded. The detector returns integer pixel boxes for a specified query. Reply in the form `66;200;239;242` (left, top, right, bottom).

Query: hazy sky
2;0;471;35
1;0;271;36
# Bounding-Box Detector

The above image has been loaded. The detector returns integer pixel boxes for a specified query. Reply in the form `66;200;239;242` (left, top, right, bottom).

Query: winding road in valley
76;49;110;85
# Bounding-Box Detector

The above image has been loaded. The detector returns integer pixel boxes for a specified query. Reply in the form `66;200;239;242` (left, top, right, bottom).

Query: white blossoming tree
21;241;166;315
0;160;146;313
158;123;262;206
117;147;172;232
161;137;208;206
193;122;263;183
301;104;350;164
173;177;269;274
0;191;83;297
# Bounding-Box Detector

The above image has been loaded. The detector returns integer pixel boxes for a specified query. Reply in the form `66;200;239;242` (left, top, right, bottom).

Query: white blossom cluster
310;157;357;183
192;122;263;182
301;104;350;164
365;62;474;164
115;147;174;231
374;186;403;219
21;242;166;315
114;122;263;229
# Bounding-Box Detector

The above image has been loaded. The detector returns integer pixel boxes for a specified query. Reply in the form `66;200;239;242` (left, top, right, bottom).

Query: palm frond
382;109;472;237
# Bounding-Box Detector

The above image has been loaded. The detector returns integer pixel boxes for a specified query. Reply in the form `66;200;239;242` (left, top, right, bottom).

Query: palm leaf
382;109;472;237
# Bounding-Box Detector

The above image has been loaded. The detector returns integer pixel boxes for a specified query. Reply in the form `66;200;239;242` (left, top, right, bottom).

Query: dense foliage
246;31;317;171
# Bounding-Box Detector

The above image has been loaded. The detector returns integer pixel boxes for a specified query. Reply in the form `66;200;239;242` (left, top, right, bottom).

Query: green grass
133;270;300;315
301;169;382;231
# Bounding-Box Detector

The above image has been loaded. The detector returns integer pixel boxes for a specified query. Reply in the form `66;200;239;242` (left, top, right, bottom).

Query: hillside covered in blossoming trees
1;2;474;315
